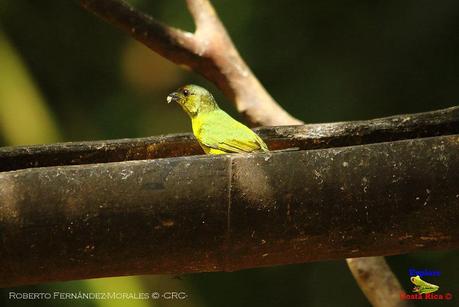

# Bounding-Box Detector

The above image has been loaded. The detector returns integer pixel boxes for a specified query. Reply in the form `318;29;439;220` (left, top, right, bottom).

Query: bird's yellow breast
191;114;226;154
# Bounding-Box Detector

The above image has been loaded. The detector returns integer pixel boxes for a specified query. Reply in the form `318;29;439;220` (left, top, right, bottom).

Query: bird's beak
167;92;180;104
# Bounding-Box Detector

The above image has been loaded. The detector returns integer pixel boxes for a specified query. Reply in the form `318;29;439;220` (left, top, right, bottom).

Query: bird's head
167;84;218;117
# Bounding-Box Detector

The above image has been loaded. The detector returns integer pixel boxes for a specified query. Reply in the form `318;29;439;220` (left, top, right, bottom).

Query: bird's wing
198;112;268;153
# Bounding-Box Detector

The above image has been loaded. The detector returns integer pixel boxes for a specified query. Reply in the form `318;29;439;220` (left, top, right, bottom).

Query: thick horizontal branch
1;106;458;288
1;106;458;172
0;134;458;287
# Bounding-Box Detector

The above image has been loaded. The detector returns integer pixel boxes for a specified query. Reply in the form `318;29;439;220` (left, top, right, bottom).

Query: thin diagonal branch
79;0;302;126
79;0;200;66
348;258;410;307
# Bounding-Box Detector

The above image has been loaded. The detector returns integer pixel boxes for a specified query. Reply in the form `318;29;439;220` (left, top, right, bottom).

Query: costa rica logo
399;268;453;301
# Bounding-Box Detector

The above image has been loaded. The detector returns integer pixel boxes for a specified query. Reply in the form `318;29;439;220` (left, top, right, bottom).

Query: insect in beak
167;92;180;104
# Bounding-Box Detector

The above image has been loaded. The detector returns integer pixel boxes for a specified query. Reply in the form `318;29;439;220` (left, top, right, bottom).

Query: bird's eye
183;89;190;96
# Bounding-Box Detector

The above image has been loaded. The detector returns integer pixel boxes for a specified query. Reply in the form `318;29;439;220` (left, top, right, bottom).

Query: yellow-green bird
167;84;268;154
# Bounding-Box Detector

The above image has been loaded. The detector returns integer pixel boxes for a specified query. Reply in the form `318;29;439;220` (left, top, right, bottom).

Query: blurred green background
0;0;458;306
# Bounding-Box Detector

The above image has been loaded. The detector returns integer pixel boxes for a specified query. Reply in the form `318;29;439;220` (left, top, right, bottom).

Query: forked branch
79;0;302;126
